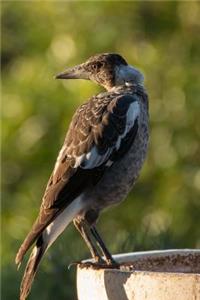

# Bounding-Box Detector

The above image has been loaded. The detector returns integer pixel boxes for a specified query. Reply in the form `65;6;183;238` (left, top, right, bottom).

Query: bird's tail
19;242;47;300
18;196;84;300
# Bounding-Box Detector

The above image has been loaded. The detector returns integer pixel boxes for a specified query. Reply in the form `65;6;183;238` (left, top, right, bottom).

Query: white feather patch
115;100;140;150
82;147;111;169
53;146;66;175
121;100;140;138
44;195;84;248
73;154;85;168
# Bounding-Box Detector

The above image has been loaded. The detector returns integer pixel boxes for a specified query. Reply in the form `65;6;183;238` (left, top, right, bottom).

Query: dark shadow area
104;269;131;300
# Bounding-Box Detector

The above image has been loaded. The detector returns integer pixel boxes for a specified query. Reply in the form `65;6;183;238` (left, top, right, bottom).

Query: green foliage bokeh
2;2;200;299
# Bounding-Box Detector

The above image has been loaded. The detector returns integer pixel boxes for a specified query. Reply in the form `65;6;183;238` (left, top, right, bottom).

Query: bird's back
83;84;149;209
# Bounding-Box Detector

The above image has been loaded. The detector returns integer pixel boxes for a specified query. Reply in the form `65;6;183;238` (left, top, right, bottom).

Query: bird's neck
107;82;144;93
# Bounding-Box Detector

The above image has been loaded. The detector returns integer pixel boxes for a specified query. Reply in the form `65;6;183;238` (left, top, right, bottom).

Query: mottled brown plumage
16;53;149;300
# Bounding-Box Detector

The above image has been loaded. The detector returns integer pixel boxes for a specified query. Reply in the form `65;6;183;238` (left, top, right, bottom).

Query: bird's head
55;53;144;91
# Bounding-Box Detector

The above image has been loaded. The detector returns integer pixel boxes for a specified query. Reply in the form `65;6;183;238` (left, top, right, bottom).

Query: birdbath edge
76;249;200;300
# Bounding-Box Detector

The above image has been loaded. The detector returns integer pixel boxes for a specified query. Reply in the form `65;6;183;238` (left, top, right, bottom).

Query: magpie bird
16;53;149;300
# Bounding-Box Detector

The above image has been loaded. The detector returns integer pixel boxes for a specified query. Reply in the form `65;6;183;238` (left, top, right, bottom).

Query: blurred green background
2;1;200;299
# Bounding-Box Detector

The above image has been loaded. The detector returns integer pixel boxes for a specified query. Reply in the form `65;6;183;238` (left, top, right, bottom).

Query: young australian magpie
16;53;149;300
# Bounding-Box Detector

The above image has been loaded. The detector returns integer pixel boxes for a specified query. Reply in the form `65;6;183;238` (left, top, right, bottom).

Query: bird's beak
55;64;90;80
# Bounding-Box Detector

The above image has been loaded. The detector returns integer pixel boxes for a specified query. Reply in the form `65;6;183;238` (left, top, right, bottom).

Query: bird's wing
16;92;140;265
43;93;140;209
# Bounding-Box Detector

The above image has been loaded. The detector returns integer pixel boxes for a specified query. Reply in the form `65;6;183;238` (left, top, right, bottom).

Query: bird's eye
93;62;102;71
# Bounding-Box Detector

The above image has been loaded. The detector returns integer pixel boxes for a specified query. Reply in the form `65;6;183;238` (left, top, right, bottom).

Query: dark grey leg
90;226;118;266
73;219;104;263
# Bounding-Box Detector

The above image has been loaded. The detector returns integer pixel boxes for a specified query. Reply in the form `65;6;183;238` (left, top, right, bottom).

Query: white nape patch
44;195;84;248
116;65;144;85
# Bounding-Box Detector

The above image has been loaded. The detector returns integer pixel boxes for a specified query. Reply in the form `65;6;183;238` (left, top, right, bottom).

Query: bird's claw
78;259;120;270
68;256;119;270
106;259;120;269
68;261;81;270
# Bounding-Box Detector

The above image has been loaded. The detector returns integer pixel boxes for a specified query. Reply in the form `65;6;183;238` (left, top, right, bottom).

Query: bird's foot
78;261;120;270
68;255;105;270
78;257;120;270
104;257;120;269
68;257;119;270
68;261;82;270
94;255;107;264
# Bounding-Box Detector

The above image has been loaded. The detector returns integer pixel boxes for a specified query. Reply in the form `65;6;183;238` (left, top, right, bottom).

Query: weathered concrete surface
77;249;200;300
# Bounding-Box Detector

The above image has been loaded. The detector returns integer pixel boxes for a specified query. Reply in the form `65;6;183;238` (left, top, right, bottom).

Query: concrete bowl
77;249;200;300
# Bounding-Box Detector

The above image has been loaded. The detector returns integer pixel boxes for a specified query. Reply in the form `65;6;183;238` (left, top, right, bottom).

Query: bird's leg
84;209;118;267
73;219;105;264
90;226;118;267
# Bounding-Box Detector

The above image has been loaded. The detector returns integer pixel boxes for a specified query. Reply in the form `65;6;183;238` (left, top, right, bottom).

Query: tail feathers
15;216;49;267
19;243;46;300
17;197;84;299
